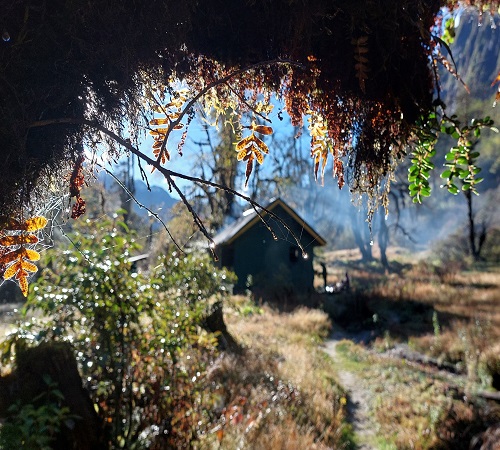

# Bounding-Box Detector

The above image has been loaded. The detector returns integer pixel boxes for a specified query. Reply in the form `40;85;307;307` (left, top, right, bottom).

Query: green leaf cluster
0;376;72;450
408;112;439;203
439;116;495;195
409;112;497;201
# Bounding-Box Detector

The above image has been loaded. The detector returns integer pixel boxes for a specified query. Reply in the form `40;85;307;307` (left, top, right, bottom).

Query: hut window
289;246;300;263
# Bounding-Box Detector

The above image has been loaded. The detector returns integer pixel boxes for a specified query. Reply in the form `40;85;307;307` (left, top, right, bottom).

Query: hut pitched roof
213;198;326;247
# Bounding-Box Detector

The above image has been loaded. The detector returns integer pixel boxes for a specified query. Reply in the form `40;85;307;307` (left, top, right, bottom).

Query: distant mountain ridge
132;180;177;221
441;11;500;109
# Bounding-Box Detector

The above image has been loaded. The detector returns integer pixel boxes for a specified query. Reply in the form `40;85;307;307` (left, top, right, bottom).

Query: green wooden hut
213;198;326;297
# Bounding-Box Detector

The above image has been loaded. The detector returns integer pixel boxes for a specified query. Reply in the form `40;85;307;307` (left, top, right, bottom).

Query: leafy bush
9;215;235;449
0;375;72;450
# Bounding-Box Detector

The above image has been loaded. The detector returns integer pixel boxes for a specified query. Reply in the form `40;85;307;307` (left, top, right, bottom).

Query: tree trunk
202;301;242;354
0;342;107;450
465;189;482;261
378;211;389;271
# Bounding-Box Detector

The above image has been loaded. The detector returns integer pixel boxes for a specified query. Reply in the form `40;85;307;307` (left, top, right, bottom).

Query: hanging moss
0;0;487;215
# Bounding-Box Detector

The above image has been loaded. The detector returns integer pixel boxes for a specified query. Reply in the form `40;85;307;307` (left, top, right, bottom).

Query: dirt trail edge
323;334;377;450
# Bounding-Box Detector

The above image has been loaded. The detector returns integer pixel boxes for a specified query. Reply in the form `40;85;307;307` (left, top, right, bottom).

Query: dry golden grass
210;303;352;450
323;249;500;450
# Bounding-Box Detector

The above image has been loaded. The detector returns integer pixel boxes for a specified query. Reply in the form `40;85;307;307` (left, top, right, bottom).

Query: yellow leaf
3;261;20;279
18;275;28;297
0;234;38;247
253;137;269;154
149;128;169;134
235;136;253;151
149;118;170;126
237;149;249;161
173;123;184;130
24;249;40;262
254;149;264;164
23;217;48;232
20;259;38;272
251;125;273;135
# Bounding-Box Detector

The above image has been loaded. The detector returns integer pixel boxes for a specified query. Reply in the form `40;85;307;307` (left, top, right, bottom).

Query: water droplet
369;240;374;246
302;252;308;259
2;31;10;42
209;241;215;249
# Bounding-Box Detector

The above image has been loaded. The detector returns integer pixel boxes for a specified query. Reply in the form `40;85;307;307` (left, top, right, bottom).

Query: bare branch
29;117;308;257
96;163;183;253
153;58;304;164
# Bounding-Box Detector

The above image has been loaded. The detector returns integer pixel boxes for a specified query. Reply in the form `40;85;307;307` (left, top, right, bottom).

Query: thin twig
97;163;183;253
226;83;272;123
29;117;308;256
154;58;304;164
164;173;218;260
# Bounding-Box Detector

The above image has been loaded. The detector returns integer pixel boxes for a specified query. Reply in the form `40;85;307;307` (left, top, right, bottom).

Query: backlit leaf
251;125;273;135
23;216;48;232
18;275;28;297
20;259;38;272
0;248;22;265
24;248;40;261
254;149;264;164
150;128;169;134
0;217;21;230
149;118;170;126
15;270;29;279
235;136;253;151
0;234;38;247
3;262;19;280
244;159;253;187
237;149;249;161
253;137;269;154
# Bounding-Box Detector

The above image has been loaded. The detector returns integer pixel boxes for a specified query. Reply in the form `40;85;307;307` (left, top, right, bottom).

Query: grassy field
314;248;500;449
1;247;498;449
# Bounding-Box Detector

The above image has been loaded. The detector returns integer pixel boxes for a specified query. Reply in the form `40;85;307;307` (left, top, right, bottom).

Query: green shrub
0;375;72;450
8;215;235;449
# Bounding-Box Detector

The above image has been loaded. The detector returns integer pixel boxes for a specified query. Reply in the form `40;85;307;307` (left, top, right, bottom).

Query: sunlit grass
219;303;354;449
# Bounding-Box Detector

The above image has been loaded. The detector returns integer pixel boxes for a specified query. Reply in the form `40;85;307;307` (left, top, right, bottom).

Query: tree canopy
0;0;499;219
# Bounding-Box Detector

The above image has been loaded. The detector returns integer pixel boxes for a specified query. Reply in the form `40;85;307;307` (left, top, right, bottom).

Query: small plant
0;375;72;450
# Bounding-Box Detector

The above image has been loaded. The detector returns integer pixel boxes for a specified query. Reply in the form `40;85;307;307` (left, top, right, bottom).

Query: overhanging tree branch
29;117;308;257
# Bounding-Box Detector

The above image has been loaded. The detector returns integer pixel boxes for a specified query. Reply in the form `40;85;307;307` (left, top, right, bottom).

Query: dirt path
323;334;377;450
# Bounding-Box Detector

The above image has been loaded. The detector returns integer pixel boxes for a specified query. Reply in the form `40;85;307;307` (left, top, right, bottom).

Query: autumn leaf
237;149;249;161
18;275;28;297
0;216;47;232
253;136;269;154
235;135;254;151
149;118;170;126
4;258;38;279
254;149;264;164
245;159;253;187
0;217;21;230
24;216;48;232
251;124;273;135
235;131;270;186
0;234;38;246
491;70;500;87
0;248;25;266
150;128;169;135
